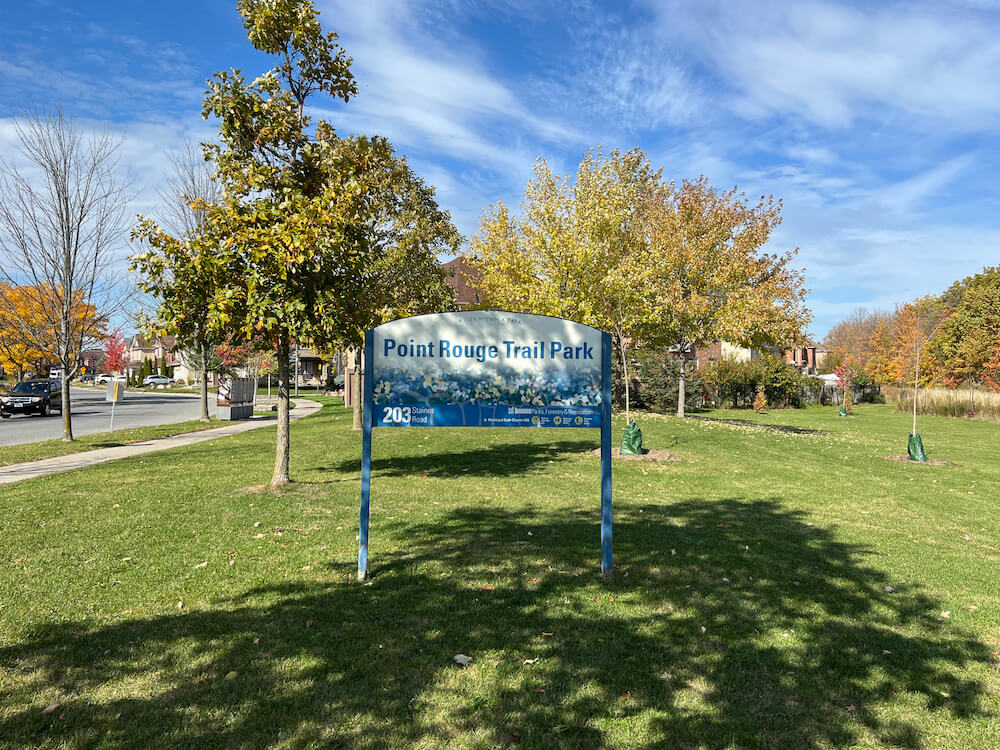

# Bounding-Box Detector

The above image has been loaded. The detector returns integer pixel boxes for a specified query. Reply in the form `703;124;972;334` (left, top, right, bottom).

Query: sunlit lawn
1;399;998;748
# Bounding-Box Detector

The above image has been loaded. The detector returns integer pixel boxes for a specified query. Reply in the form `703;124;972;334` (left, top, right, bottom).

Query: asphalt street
0;387;206;447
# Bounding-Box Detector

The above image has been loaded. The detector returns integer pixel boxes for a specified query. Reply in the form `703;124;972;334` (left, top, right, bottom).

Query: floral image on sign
372;311;603;428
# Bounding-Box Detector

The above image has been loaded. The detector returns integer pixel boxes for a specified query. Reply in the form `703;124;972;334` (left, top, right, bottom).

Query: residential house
126;334;180;377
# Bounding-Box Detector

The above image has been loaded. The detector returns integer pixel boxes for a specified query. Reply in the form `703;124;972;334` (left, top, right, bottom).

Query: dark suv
0;379;63;418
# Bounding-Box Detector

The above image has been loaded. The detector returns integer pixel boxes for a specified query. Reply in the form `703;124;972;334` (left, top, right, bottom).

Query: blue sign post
358;311;613;581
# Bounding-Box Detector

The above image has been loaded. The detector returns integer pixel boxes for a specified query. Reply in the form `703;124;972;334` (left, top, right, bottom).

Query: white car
95;373;113;384
142;374;174;386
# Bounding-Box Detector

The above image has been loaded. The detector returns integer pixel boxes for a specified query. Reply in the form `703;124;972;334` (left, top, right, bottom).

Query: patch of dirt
592;447;682;462
883;455;954;467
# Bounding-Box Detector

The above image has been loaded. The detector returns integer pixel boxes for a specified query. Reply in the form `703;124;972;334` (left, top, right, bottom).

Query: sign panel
105;379;125;403
358;311;614;582
371;311;603;428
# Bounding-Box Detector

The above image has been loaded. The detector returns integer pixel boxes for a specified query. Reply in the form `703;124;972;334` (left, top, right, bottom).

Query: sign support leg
600;331;613;581
358;331;374;581
109;400;116;433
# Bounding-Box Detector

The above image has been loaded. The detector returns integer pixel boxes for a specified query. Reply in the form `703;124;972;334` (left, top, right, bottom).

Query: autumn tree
103;328;127;374
135;0;458;486
866;318;895;385
469;151;810;420
929;268;1000;409
0;110;128;439
643;177;810;416
0;284;45;380
824;308;891;372
469;149;669;422
132;143;225;422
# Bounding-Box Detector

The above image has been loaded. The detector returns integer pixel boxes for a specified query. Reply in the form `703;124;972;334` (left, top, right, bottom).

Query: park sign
359;311;613;581
372;311;603;428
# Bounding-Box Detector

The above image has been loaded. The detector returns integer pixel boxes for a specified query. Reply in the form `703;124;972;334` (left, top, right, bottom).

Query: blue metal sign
358;311;613;581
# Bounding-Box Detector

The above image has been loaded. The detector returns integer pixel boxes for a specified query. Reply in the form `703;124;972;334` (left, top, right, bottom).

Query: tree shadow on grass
318;439;597;479
689;416;827;435
0;500;993;748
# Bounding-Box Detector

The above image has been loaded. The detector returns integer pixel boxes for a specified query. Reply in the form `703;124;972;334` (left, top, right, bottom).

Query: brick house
126;334;179;376
442;257;485;308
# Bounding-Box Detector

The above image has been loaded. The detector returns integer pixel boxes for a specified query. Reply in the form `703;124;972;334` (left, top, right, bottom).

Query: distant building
126;334;179;376
441;257;485;308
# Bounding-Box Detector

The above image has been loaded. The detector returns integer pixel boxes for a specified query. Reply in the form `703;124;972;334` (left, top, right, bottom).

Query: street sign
105;379;125;433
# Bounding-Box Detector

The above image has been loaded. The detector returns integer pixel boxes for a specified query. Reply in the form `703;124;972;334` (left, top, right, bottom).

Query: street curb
0;399;324;486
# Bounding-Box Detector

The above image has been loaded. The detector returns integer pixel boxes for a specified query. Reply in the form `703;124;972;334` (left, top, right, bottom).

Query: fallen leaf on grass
194;561;207;569
224;671;238;680
305;620;313;628
940;610;951;619
523;658;539;665
846;704;857;713
478;584;495;591
527;578;540;583
252;637;260;644
620;691;631;700
533;687;545;693
509;732;521;740
882;650;892;654
453;653;472;667
792;581;801;587
42;701;58;714
540;632;553;637
883;586;895;593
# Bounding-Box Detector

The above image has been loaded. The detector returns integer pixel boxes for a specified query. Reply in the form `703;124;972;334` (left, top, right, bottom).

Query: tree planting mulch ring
883;455;954;467
592;447;682;462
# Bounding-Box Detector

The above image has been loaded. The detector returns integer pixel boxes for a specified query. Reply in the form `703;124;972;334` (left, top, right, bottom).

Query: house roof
129;334;177;350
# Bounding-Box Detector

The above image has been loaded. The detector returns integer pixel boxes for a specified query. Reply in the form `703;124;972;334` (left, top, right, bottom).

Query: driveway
0;388;206;446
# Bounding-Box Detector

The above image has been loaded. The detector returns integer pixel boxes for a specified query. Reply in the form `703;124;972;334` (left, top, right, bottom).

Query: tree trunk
199;366;209;422
61;373;73;440
619;339;630;424
352;349;362;431
677;368;687;418
271;331;291;488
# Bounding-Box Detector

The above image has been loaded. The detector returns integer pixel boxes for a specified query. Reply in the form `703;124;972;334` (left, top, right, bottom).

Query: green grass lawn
1;401;998;748
0;419;230;467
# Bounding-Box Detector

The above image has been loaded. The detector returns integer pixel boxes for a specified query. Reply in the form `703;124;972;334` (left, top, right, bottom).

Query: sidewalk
0;399;323;487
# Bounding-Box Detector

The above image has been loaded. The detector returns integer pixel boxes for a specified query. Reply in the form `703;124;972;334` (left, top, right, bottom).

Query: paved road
0;388;206;447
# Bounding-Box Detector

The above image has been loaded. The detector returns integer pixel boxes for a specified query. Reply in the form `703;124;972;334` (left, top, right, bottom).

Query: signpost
105;378;125;432
358;310;613;581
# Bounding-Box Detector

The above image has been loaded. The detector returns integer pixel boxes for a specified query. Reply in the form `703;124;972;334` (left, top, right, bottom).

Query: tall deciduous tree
930;267;1000;394
132;143;224;422
0;111;128;439
643;177;810;416
135;0;458;486
470;151;811;420
0;284;45;380
469;149;668;422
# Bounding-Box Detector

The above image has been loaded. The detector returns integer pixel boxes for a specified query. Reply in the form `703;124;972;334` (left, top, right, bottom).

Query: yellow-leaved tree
469;148;811;423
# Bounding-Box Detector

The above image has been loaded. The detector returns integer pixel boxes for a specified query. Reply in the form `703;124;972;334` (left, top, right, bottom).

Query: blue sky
2;0;999;339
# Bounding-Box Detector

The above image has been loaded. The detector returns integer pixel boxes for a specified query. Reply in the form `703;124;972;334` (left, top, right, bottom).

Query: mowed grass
1;399;998;748
0;418;228;467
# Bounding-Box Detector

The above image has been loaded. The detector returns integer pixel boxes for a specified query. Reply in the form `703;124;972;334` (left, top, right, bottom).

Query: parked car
95;373;116;384
142;374;174;386
0;379;63;418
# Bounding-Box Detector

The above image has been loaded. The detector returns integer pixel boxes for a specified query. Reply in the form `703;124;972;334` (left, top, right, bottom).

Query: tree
930;268;1000;391
641;177;810;416
866;318;895;385
103;328;127;374
823;308;890;372
469;149;669;423
135;0;458;487
0;110;128;439
0;284;45;380
132;143;223;422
